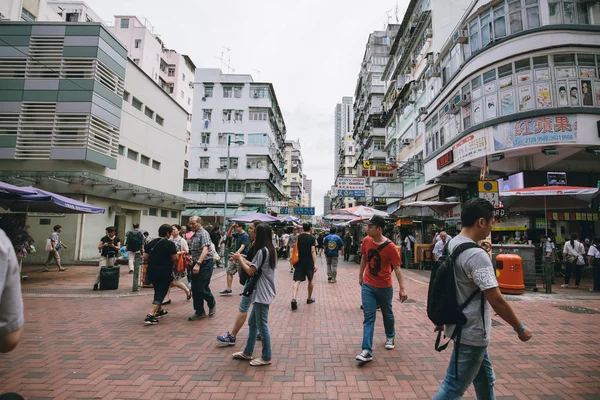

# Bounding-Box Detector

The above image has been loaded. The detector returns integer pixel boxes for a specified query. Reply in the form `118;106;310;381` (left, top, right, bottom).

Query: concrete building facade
0;21;190;264
47;1;102;23
283;139;304;206
1;0;62;22
183;68;287;216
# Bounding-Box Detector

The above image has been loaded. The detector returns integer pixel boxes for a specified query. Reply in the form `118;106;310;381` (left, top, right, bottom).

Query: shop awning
416;185;441;201
392;201;459;218
0;182;39;196
182;207;258;217
499;186;600;211
0;183;105;214
229;212;281;223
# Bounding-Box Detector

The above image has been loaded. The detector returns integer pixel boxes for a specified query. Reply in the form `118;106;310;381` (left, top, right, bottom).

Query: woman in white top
562;233;586;288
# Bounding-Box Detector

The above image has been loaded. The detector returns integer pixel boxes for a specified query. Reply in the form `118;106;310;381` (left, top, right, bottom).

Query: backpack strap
375;240;392;254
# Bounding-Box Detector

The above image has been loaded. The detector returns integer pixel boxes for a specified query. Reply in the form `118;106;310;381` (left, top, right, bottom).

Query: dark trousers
564;262;583;286
344;247;350;261
593;259;600;291
191;260;215;315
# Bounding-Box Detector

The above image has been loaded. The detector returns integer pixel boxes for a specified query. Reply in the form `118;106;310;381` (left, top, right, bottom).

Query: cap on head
367;215;385;229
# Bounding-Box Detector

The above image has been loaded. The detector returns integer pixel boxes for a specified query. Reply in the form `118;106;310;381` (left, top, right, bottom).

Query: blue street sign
293;207;315;215
337;190;366;197
279;208;288;214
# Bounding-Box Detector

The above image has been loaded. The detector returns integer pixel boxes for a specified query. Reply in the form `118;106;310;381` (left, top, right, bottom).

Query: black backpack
427;241;486;378
126;230;144;252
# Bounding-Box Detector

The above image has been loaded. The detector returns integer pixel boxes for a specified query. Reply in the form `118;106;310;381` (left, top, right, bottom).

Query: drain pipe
77;194;87;262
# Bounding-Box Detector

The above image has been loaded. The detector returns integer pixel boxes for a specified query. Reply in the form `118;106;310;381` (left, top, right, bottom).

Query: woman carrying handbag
562;233;586;289
230;223;277;366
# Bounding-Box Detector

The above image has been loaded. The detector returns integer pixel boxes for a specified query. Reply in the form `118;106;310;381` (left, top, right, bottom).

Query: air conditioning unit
217;166;226;172
402;139;411;146
253;92;259;98
448;104;461;114
201;97;206;101
189;82;194;89
457;93;471;107
418;107;427;116
453;30;468;44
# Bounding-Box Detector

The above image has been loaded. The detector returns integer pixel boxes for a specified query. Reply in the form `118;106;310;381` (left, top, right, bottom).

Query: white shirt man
433;232;451;261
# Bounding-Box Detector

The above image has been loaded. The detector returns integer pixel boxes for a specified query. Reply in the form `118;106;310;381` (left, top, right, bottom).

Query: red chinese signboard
436;150;454;170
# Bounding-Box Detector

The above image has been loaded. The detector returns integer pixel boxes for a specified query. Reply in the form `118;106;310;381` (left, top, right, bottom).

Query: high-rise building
183;69;287;217
333;96;353;179
283;139;304;206
303;176;312;207
0;21;189;264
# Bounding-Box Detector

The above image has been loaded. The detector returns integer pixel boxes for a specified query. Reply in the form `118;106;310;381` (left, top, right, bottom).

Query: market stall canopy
392;201;460;218
499;186;600;212
229;212;281;223
322;214;357;221
182;207;258;218
342;205;389;218
0;185;105;214
0;181;39;196
282;215;300;223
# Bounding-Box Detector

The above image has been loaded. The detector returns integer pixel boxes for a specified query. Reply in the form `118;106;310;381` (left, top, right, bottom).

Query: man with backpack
356;215;407;363
430;198;532;399
323;227;344;283
125;223;144;274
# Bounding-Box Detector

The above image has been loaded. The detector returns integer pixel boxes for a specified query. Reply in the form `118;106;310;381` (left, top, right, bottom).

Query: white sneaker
385;337;395;350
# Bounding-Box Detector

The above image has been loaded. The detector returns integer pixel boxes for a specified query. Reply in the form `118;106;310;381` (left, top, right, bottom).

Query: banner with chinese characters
493;115;577;151
546;212;599;221
451;129;491;165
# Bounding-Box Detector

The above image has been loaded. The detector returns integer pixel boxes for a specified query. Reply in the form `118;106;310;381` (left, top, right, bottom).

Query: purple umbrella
0;181;39;195
229;212;280;223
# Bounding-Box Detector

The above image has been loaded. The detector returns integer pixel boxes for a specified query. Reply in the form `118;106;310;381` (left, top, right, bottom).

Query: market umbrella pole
543;194;552;294
545;195;548;236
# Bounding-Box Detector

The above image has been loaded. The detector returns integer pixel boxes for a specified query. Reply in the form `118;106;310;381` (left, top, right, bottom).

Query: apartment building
0;21;190;263
47;1;102;22
303;175;312;207
183;68;287;218
0;0;62;22
283;140;305;206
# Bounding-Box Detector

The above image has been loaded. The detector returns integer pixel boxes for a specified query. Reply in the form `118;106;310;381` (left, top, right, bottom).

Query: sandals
186;291;192;301
232;352;252;360
560;284;569;288
249;358;271;366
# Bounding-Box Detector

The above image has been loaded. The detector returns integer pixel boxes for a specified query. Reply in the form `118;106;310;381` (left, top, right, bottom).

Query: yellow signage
478;180;498;193
363;160;372;169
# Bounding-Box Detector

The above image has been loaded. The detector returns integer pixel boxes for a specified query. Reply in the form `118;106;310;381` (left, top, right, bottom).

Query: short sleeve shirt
433;240;448;258
0;229;24;338
445;235;498;347
145;238;177;279
250;248;277;305
588;244;600;258
361;236;402;289
49;231;59;243
296;233;315;267
232;231;250;255
323;234;344;257
189;228;213;261
100;235;120;257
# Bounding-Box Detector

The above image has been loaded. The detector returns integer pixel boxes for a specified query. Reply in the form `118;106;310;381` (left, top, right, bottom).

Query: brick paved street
1;258;600;399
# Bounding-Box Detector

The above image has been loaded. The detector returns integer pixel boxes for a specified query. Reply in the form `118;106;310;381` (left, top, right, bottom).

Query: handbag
183;253;193;268
290;241;299;265
243;248;267;297
45;238;53;252
176;253;186;273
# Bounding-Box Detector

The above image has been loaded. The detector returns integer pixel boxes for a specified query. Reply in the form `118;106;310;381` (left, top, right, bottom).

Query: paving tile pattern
1;258;599;399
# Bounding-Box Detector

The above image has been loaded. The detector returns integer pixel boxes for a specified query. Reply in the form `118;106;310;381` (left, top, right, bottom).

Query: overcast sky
87;0;405;215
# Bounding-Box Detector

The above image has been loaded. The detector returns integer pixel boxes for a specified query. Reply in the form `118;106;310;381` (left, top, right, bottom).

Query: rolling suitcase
99;252;119;290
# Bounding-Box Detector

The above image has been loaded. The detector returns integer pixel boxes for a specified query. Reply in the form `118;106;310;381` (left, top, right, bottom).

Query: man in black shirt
93;226;120;291
291;222;318;311
143;224;178;325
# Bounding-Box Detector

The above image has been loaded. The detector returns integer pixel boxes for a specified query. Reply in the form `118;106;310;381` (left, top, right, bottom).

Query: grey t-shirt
49;231;59;246
250;248;276;305
445;235;498;347
0;229;24;338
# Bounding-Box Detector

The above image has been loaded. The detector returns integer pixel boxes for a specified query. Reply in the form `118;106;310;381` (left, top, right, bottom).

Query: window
201;132;210;144
199;157;209;168
133;58;140;65
171;211;177;218
498;63;513;78
123;91;130;102
135;39;141;48
152;160;161;170
230;182;243;192
493;5;507;39
373;139;385;150
21;7;35;21
508;0;523;33
480;10;492;47
161;209;168;218
483;69;497;83
219;158;228;168
187;98;191;105
469;20;480;53
219;158;239;169
553;53;575;66
155;115;164;126
204;86;213;97
249;111;268;121
223;109;232;122
234;110;243;122
250;87;270;98
223;86;232;98
168;67;175;77
127;149;138;161
526;0;540;27
181;91;184;99
514;58;531;72
234;87;242;98
149;207;157;216
140;155;150;165
234;134;244;143
203;109;212;120
533;55;549;68
118;145;125;155
144;106;154;119
120;18;129;28
182;73;186;81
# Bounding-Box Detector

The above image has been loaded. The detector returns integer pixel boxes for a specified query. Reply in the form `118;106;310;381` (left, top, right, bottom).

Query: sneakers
144;315;159;325
93;283;98;291
291;299;298;311
217;332;237;346
129;270;134;274
355;351;373;363
331;279;337;283
219;289;233;296
290;268;294;273
155;309;168;319
161;299;171;305
188;313;207;321
328;277;332;282
307;298;316;304
385;337;395;350
209;304;217;317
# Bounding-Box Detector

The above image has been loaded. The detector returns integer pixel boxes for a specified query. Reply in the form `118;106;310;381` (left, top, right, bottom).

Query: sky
87;0;406;215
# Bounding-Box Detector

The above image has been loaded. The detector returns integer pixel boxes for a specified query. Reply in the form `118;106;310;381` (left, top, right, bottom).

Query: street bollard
543;258;552;294
133;251;140;292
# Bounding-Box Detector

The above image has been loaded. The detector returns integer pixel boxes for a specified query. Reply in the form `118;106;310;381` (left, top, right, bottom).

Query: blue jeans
243;303;271;361
433;342;496;400
361;283;395;354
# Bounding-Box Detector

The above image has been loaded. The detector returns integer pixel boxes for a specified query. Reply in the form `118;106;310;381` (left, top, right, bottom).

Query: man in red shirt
356;215;408;363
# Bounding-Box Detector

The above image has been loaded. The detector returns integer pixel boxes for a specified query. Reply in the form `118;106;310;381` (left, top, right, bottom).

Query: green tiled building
0;22;126;169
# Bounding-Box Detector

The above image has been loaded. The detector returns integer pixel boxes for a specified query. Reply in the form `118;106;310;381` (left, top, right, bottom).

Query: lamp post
223;135;245;227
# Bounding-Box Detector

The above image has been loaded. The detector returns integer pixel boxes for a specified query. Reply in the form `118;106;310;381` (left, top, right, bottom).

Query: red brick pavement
2;257;600;399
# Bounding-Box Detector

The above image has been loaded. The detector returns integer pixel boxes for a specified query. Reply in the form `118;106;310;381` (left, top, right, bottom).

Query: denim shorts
239;294;252;313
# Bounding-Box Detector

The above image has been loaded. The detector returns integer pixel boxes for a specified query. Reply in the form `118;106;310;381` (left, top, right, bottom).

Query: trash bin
496;254;525;295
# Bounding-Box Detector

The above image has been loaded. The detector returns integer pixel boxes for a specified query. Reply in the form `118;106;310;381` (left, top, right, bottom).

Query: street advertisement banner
493;115;577;151
336;177;366;197
372;182;404;198
451;129;490;165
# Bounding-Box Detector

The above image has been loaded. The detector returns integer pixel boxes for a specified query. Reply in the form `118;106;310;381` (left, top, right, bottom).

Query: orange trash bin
496;254;525;295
